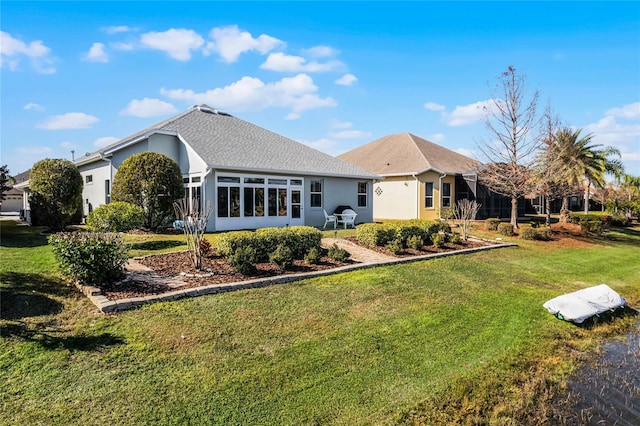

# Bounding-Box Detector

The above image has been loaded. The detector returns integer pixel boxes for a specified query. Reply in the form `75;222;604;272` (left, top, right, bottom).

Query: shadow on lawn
1;322;124;351
0;272;73;320
0;222;49;248
128;240;184;252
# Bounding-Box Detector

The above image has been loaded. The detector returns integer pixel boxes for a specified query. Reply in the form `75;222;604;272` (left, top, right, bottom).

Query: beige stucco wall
372;176;417;220
416;171;456;220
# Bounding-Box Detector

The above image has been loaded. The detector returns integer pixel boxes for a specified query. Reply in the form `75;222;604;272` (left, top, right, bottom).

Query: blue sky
2;1;639;177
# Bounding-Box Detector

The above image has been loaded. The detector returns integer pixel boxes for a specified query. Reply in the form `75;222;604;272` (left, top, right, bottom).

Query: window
105;180;111;204
310;179;322;208
85;175;93;184
425;182;434;208
357;182;368;207
217;186;240;217
442;183;451;208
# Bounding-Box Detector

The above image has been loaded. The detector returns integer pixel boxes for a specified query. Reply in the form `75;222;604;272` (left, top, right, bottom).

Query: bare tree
478;66;542;228
173;198;213;270
453;199;481;241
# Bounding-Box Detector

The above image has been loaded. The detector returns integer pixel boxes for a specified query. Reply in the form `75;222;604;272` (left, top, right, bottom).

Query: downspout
438;172;446;220
412;174;419;219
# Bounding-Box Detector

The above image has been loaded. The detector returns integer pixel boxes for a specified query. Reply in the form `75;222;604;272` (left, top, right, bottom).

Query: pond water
558;324;639;425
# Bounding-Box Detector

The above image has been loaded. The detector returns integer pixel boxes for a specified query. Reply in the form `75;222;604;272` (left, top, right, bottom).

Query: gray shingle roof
338;132;481;176
96;105;378;179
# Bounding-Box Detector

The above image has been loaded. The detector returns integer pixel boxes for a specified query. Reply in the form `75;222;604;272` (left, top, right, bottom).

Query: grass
1;220;639;424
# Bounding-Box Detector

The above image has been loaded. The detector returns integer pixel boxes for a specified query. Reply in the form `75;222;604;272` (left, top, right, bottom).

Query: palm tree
553;128;623;214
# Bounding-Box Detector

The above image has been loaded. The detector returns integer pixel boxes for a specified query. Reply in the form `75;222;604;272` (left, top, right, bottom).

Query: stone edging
78;242;517;314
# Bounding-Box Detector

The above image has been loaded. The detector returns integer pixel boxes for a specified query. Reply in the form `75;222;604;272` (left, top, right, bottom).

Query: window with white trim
85;175;93;184
425;182;434;208
310;179;322;208
357;181;368;207
442;182;451;208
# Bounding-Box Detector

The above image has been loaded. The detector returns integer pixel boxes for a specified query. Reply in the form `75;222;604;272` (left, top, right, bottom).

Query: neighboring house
4;170;30;218
19;105;378;231
338;133;482;221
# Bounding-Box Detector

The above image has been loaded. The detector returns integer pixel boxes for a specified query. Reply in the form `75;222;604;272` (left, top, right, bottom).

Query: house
19;105;379;231
3;170;30;218
338;133;481;220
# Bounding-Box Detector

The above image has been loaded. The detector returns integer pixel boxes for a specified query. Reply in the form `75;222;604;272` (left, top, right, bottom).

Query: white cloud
16;146;53;155
302;45;338;58
330;130;372;139
161;74;336;117
37;113;99;130
140;28;204;61
60;141;76;149
104;25;133;34
23;103;44;112
111;42;134;51
335;73;357;86
285;113;301;120
444;99;495;126
427;133;446;143
330;119;352;129
85;42;108;63
94;136;119;148
298;137;340;155
0;31;55;74
120;98;178;117
424;102;445;112
454;147;477;158
260;52;343;72
204;25;283;63
605;102;640;120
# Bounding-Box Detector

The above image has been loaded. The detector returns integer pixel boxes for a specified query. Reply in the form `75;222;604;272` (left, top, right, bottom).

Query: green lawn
1;220;638;424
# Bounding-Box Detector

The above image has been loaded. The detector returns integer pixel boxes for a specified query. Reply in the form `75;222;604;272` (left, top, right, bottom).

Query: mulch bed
101;249;355;300
342;236;492;257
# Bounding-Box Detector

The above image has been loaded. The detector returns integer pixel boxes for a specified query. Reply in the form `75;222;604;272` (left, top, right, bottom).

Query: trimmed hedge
86;201;145;232
485;218;501;231
497;223;514;236
356;220;443;247
48;232;128;284
217;226;322;262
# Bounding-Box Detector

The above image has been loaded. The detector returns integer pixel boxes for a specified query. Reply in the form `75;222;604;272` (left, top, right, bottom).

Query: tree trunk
583;179;591;214
559;197;570;223
511;197;518;228
545;196;551;228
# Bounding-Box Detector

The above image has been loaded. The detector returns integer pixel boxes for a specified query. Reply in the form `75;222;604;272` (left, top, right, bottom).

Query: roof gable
338;132;481;175
91;105;377;179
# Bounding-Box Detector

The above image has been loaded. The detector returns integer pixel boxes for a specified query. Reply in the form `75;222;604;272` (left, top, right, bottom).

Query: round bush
497;223;514;236
519;226;537;240
86;202;145;232
485;218;501;231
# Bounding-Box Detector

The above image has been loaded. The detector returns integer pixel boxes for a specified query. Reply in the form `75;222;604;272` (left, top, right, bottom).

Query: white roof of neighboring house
338;132;481;176
83;105;379;180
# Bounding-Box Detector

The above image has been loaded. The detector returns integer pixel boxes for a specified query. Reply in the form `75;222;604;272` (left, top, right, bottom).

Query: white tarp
543;284;627;324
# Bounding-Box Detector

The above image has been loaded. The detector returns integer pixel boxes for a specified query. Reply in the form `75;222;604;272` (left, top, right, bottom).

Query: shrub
580;220;602;235
356;223;396;247
270;244;294;271
406;235;424;250
86;201;145;232
111;152;184;230
48;232;128;284
217;231;258;258
610;216;630;227
328;243;351;262
386;239;404;255
519;226;537;240
497;223;514;236
431;233;444;248
304;247;321;265
485;218;501;231
199;238;213;257
229;245;257;275
447;232;463;245
536;228;553;241
29;158;83;231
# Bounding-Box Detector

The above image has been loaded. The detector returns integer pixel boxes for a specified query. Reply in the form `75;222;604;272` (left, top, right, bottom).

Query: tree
552;128;623;214
453;199;481;241
478;66;541;228
0;165;12;201
29;158;83;231
111;152;184;230
173;198;213;270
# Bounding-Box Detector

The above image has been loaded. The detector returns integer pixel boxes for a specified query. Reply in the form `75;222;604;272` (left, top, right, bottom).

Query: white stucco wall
78;159;112;217
373;177;417;220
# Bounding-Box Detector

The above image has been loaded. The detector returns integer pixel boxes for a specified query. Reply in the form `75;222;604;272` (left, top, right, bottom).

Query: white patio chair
337;209;357;229
323;209;337;229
